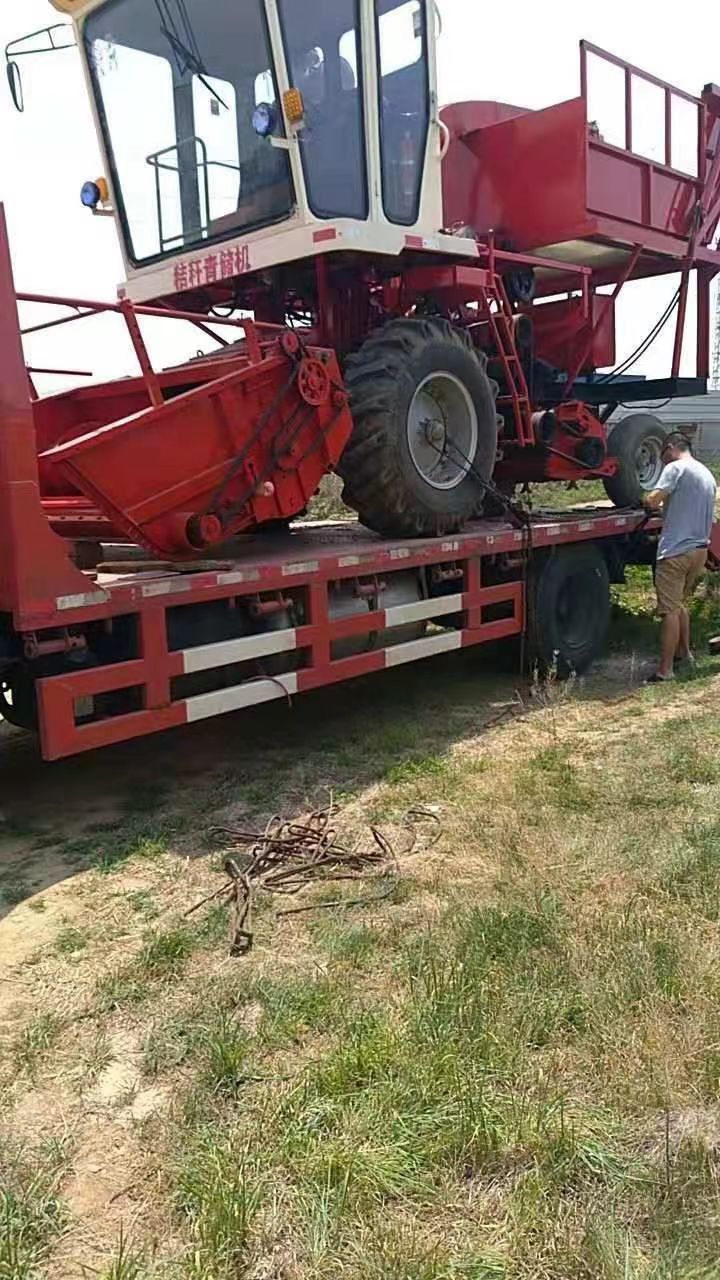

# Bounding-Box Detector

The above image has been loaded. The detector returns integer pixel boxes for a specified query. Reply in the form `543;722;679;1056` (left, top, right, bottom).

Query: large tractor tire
603;414;667;508
339;318;499;537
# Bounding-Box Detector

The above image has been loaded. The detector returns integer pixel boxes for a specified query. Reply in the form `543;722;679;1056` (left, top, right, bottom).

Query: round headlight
81;181;101;209
252;102;277;138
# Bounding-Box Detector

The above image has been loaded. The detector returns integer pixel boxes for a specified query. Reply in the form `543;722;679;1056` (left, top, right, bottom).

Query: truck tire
529;543;610;676
339;318;499;537
0;677;37;730
603;414;667;508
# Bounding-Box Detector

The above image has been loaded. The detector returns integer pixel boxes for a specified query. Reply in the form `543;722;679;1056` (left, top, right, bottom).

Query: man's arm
642;461;681;511
643;488;667;511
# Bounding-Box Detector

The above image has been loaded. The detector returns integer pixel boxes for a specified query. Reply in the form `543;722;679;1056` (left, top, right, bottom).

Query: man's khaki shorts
655;547;707;616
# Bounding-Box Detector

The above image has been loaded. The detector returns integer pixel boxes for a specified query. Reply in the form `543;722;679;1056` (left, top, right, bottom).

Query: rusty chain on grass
185;804;441;956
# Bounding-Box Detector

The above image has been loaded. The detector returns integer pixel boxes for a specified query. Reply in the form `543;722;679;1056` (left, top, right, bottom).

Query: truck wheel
529;544;610;676
339;318;499;537
603;414;667;508
0;677;37;730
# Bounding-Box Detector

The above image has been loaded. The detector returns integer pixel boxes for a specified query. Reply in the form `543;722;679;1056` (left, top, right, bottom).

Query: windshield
278;0;368;221
376;0;429;225
84;0;294;265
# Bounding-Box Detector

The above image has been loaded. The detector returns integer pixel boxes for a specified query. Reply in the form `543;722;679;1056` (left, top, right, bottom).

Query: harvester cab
49;0;444;306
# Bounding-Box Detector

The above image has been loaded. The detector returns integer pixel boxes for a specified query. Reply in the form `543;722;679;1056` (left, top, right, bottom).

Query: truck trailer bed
20;506;661;761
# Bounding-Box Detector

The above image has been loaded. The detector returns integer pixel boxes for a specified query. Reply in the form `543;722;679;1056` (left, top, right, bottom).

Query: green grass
303;473;352;522
4;556;720;1274
304;475;610;524
528;478;608;510
0;876;33;910
95;969;151;1014
96;1230;147;1280
251;973;345;1048
13;1014;64;1080
125;888;161;920
147;710;720;1275
78;1030;113;1089
202;1016;251;1096
383;753;454;786
53;925;89;956
162;896;678;1276
59;815;175;873
173;1133;262;1277
94;926;195;1013
312;920;383;966
0;1140;68;1278
137;927;194;976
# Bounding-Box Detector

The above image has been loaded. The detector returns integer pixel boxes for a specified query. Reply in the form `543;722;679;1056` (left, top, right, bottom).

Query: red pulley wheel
297;357;331;405
280;330;301;358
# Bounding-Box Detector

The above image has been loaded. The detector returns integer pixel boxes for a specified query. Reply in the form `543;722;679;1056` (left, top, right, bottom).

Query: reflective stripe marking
56;590;109;611
186;672;299;722
183;629;297;674
385;631;462;667
384;594;463;626
389;548;411;560
143;579;191;598
283;561;319;576
338;555;361;567
217;569;261;586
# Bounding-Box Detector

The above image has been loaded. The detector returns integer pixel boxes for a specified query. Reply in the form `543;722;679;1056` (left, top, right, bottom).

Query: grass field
1;512;720;1277
303;474;612;523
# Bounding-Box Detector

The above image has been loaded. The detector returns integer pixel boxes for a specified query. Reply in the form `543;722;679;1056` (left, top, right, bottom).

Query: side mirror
4;25;75;114
6;60;23;113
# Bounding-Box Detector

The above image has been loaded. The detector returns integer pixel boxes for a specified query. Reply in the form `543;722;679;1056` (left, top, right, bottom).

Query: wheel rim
407;371;478;491
634;435;665;490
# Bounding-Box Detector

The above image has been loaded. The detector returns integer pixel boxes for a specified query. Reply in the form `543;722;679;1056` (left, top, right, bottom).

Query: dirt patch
87;1030;142;1108
0;886;79;969
125;1083;171;1123
643;1106;720;1162
46;1125;151;1280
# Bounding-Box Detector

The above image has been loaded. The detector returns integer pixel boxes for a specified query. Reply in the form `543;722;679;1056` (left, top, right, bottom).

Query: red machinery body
6;42;719;579
440;43;720;396
38;331;350;557
1;37;720;758
442;94;700;261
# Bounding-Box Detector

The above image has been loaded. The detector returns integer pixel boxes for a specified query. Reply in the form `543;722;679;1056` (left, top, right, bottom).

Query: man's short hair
664;431;692;452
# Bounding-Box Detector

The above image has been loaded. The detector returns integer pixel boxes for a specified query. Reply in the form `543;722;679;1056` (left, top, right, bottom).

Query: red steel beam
563;244;642;397
0;203;89;622
16;290;283;333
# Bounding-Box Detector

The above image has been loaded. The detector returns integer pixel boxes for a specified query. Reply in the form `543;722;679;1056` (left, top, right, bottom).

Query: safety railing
146;137;242;254
17;290;286;405
580;40;706;182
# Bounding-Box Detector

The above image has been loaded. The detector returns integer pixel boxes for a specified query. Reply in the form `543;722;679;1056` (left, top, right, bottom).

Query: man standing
643;432;716;683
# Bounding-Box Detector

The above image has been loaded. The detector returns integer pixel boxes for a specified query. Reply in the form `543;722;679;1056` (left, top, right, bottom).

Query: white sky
0;0;718;389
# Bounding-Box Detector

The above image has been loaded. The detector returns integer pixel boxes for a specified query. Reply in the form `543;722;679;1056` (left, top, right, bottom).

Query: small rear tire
603;414;667;508
528;543;611;676
339;318;499;537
